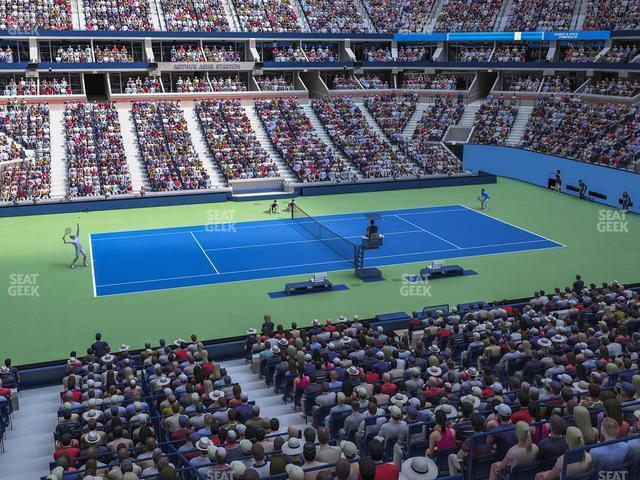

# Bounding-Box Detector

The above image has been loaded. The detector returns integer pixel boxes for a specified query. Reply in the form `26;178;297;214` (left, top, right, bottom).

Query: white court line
368;238;552;260
190;232;220;274
90;207;469;242
456;204;566;247
394;214;462;249
97;257;353;288
89;233;97;298
202;230;420;251
96;238;554;289
95;243;565;297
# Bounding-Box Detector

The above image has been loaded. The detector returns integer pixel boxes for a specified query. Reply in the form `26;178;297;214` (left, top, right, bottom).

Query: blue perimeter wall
463;144;640;209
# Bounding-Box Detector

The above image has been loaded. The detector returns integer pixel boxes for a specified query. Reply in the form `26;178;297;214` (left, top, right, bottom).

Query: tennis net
291;205;356;266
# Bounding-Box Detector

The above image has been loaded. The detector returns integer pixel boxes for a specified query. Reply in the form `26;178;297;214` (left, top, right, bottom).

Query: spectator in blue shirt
589;417;630;470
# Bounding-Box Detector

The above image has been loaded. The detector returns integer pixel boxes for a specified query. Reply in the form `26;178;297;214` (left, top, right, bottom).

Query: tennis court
90;204;563;296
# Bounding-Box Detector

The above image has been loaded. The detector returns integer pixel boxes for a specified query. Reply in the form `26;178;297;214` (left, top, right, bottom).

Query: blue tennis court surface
90;204;564;296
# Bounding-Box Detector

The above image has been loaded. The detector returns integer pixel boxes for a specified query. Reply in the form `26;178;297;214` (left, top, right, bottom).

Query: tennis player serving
63;223;87;268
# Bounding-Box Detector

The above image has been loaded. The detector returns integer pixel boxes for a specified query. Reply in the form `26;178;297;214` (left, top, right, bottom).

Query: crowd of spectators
40;78;74;95
473;96;518;145
398;140;463;174
457;46;493;63
50;333;247;480
505;0;576;32
0;100;51;202
312;96;419;178
397;46;431;62
303;45;336;62
272;46;306;62
413;95;465;142
402;73;462;91
256;74;295;91
0;0;72;31
434;0;502;32
328;74;360;90
132;101;210;191
540;74;581;93
300;0;371;33
204;45;241;62
95;45;134;63
362;47;393;62
196;99;278;180
364;93;417;141
210;75;247;92
358;74;389;90
583;0;640;31
0;46;15;63
173;75;211;93
1;77;37;96
361;0;400;33
505;74;543;93
601;45;639;64
124;77;161;94
584;78;640;97
83;0;153;31
396;0;435;33
494;45;527;63
241;276;640;480
65;102;131;198
161;0;230;32
563;44;602;63
521;96;640;169
256;97;350;182
167;45;204;62
51;45;93;63
232;0;302;32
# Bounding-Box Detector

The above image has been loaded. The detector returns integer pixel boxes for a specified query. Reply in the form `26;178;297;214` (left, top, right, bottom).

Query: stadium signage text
163;62;253;71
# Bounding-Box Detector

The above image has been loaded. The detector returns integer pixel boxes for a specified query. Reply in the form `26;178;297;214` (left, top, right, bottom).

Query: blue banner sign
395;31;611;42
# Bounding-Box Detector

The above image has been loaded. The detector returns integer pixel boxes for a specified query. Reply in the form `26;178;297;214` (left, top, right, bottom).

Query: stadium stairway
221;358;307;432
302;104;365;180
356;102;401;152
401;102;430;140
505;105;533;146
49;106;68;199
150;0;168;32
572;0;589;30
457;101;482;130
0;386;61;480
221;0;241;32
291;0;311;32
71;0;87;30
495;0;515;31
117;105;150;192
244;107;298;184
423;0;444;33
181;104;229;189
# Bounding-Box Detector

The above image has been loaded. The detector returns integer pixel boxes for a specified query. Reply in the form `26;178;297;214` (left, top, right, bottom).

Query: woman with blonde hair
489;421;539;480
535;426;592;480
573;406;598;444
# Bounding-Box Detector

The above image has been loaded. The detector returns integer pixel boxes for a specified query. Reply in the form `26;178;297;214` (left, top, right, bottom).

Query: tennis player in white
63;223;88;268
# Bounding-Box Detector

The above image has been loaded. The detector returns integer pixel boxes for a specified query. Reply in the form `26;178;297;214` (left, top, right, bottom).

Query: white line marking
394;214;462;249
97;257;352;288
368;239;552;260
190;232;220;274
456;204;566;247
202;230;420;251
95;243;566;297
90;207;469;241
89;233;97;298
96;238;555;289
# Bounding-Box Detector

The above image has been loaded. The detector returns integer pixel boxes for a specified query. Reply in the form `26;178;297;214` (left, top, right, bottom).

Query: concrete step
48;106;67;199
117;105;149;192
182;104;227;188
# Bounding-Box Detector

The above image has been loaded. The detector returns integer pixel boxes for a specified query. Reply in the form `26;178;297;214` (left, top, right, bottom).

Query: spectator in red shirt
54;433;81;465
369;438;400;480
511;391;532;424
